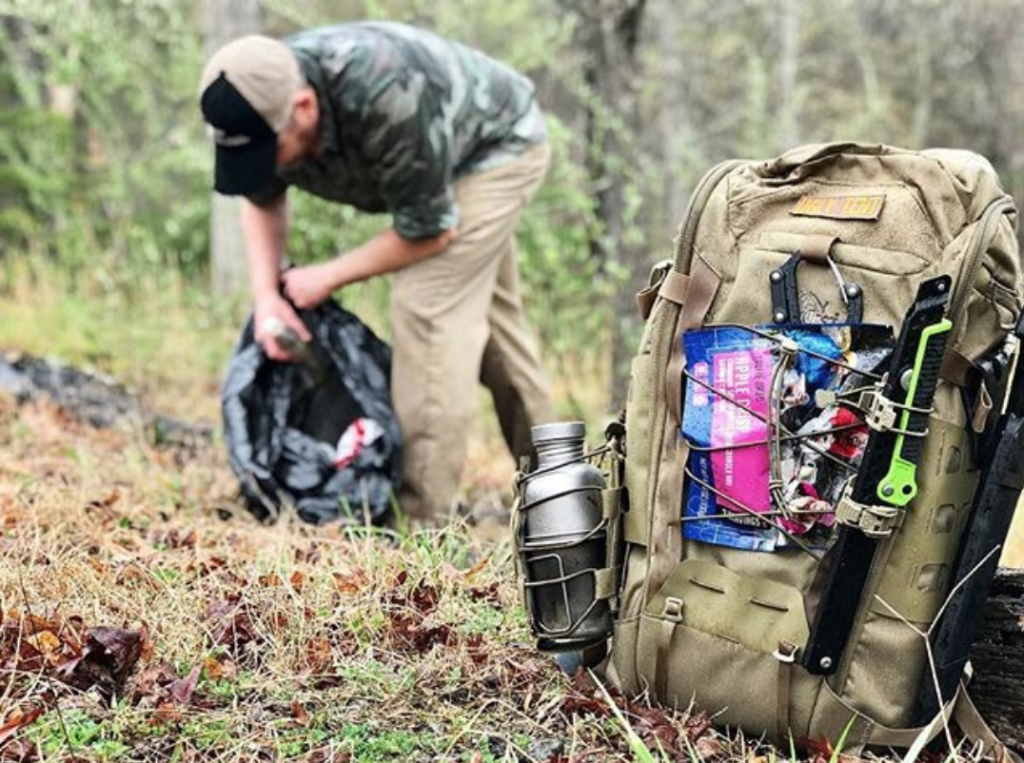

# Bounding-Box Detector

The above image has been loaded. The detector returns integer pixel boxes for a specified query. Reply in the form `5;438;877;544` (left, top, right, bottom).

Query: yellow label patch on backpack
790;194;886;220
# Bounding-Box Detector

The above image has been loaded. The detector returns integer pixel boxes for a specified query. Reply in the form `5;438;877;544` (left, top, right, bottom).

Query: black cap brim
214;137;278;196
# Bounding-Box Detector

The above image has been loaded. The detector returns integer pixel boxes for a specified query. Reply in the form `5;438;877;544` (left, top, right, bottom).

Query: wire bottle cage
513;424;623;650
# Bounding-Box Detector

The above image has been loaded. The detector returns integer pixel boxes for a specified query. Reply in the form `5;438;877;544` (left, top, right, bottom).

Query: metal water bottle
520;421;612;652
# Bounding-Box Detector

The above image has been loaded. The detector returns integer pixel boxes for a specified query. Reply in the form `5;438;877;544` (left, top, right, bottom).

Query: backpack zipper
673;160;745;273
949;197;1014;330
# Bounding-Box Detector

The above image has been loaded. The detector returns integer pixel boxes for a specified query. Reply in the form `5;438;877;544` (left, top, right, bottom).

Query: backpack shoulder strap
861;680;1021;763
952;685;1023;763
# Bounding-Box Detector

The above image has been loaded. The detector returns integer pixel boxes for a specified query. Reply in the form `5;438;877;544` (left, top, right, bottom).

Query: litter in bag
222;300;401;525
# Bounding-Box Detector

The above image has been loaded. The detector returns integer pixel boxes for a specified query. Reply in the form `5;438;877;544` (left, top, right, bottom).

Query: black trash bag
222;300;401;525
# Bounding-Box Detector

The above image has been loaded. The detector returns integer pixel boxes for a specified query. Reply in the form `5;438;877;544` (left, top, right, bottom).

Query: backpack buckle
835;488;905;538
815;387;900;431
857;388;900;431
773;641;798;664
662;597;684;623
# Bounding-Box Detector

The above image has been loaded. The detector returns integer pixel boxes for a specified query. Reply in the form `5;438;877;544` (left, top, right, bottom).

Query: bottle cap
531;421;586;444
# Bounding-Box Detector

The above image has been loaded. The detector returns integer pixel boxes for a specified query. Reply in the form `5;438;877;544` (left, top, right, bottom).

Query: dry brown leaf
9;612;59;637
0;739;40;762
147;528;197;550
332;570;367;594
467;581;502;607
87;489;121;510
25;631;62;666
695;735;723;760
153;702;182;724
206;596;263;656
0;706;45;747
168;664;201;705
291;699;309;726
56;625;148;699
132;662;178;704
115;563;160;590
685;710;713;740
203;654;237;681
304;638;332;674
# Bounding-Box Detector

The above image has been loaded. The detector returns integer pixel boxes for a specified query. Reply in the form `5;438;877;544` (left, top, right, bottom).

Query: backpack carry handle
757;142;889;181
768;234;864;325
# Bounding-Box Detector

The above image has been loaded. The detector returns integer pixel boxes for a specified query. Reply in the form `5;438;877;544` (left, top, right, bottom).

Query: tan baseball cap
199;35;304;195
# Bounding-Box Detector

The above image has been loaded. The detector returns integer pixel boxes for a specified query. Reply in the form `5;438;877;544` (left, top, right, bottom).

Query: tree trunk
203;0;263;297
910;30;933;148
652;0;688;246
777;0;800;152
567;0;649;409
970;568;1024;751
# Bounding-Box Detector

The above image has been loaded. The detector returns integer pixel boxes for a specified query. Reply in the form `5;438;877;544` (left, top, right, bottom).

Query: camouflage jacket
249;22;546;240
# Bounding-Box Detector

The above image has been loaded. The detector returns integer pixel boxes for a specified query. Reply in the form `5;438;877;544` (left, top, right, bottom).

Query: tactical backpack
594;143;1023;754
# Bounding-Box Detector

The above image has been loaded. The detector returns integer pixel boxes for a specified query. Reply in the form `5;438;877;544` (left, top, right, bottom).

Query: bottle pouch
511;421;627;655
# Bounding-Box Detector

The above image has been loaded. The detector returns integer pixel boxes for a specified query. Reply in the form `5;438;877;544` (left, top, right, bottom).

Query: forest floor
0;383;775;763
0;274;1021;762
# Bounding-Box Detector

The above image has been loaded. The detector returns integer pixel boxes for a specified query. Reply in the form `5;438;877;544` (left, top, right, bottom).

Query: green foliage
0;0;607;375
0;0;208;290
9;0;1024;412
337;722;427;760
656;0;1024;205
518;115;611;358
25;709;130;760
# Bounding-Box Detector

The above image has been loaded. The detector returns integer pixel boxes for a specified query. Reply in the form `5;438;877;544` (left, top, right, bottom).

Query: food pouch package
680;324;892;552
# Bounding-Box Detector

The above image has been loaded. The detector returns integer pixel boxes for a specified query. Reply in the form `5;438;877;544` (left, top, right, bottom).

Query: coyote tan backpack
602;143;1023;756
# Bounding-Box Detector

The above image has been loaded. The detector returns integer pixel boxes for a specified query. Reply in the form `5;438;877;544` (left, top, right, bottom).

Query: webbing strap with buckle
834;487;905;538
858;388;901;431
773;641;798;744
510;485;526;597
655;597;684;700
636;260;674;320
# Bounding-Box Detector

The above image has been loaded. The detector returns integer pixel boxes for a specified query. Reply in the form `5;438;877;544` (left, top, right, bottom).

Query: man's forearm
327;227;455;288
241;196;289;300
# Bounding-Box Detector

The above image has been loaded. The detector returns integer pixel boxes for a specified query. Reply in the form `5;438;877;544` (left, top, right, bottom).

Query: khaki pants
391;144;555;523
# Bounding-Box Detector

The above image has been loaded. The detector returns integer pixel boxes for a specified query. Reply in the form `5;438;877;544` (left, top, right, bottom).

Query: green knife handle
877;318;952;506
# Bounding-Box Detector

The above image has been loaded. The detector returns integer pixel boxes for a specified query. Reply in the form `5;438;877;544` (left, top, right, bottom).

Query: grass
0;264;1021;761
0;264;632;762
2;393;714;761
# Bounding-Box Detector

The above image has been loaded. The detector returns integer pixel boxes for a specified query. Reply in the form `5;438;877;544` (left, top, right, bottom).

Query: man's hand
281;262;339;309
254;293;311;361
277;227;455;312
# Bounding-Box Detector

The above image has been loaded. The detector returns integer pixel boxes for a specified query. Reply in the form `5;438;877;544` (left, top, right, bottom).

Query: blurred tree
0;0;208;288
204;0;264;297
561;0;649;407
5;0;1024;410
777;0;800;151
